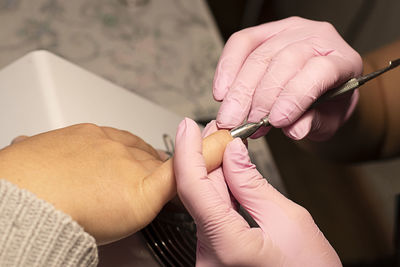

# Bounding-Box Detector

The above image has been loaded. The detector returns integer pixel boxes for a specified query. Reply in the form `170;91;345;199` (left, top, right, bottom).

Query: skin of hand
214;16;362;141
0;123;176;245
174;118;342;266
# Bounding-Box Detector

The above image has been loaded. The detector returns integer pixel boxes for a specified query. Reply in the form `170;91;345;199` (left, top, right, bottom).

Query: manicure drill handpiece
230;58;400;139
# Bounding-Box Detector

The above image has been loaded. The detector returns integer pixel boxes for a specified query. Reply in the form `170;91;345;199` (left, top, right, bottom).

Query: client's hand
0;123;175;245
174;118;341;266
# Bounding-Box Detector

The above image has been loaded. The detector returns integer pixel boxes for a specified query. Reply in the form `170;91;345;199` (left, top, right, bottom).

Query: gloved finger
268;54;357;128
282;90;358;141
249;126;271;139
213;17;307;102
281;110;314;140
216;48;273;128
208;169;237;210
174;118;239;224
201;120;218;138
222;138;305;231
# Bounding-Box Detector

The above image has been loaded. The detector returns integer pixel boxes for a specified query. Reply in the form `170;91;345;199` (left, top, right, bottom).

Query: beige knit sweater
0;179;98;266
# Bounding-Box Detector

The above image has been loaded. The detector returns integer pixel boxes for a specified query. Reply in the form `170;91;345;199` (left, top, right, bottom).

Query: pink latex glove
174;118;342;266
214;17;362;141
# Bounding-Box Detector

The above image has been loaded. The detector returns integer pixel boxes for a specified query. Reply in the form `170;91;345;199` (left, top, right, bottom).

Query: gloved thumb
174;118;236;224
222;138;299;230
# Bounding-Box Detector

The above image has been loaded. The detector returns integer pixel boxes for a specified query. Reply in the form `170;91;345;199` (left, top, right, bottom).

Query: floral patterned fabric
0;0;222;118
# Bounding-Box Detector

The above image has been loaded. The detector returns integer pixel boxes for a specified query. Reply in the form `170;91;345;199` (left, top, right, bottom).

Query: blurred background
1;0;400;266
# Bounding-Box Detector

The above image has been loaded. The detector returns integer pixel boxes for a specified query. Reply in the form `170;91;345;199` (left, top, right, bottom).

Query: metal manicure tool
230;58;400;139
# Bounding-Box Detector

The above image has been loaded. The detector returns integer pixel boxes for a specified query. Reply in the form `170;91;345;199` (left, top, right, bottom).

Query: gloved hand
174;118;341;266
214;16;362;141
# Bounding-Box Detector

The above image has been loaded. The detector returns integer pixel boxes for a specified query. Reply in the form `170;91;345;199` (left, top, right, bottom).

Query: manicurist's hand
0;123;175;245
174;118;341;266
214;16;362;141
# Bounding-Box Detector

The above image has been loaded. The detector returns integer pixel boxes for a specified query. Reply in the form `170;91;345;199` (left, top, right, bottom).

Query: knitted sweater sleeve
0;179;98;267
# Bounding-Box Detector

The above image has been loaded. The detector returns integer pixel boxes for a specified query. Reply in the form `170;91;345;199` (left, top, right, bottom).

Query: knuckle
99;139;127;154
227;32;242;45
228;29;248;43
229;81;251;97
319;58;339;78
121;129;138;139
317;21;335;32
276;46;302;63
74;123;102;133
291;204;314;224
287;16;306;23
324;58;337;72
227;27;257;48
247;49;271;66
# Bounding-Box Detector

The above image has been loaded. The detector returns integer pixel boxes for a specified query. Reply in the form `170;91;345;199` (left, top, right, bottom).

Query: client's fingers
202;129;233;171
